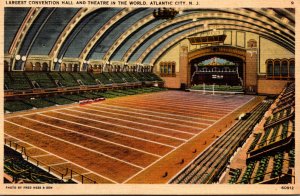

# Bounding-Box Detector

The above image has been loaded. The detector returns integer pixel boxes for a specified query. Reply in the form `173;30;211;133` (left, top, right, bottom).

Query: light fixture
58;59;62;63
153;8;179;20
53;58;58;63
21;56;27;61
15;55;21;60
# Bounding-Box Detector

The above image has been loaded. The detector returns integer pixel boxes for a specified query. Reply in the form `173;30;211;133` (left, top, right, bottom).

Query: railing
4;138;97;184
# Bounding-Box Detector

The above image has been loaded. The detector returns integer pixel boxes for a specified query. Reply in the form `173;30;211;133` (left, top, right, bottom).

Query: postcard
0;0;299;194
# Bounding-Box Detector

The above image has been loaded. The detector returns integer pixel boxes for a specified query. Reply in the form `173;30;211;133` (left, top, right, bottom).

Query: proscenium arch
188;46;246;62
189;54;245;85
187;46;246;87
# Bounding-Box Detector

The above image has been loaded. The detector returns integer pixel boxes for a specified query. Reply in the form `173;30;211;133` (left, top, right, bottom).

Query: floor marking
31;154;51;158
107;92;246;107
102;102;221;121
105;95;246;110
26;112;176;148
106;100;232;116
47;110;187;142
75;106;205;131
5;120;144;170
65;108;195;136
95;103;216;122
4;133;118;184
23;116;161;158
48;162;69;167
89;104;211;126
122;96;256;184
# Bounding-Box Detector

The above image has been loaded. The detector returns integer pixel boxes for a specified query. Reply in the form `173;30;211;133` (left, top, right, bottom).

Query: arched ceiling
4;7;295;67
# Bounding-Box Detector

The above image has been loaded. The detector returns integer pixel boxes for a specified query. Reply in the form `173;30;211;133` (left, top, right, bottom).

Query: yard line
23;116;161;158
76;106;205;130
106;99;232;115
65;108;195;136
31;112;176;148
47;110;187;142
48;162;69;167
123;96;256;184
5;120;144;170
108;92;242;107
31;154;51;158
97;103;216;122
89;104;211;126
5;112;35;119
4;133;118;184
104;96;240;112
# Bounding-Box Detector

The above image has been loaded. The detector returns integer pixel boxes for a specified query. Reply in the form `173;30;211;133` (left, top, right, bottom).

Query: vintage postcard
0;0;299;194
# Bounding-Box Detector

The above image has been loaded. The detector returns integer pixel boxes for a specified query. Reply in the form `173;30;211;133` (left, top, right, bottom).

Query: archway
42;62;49;71
74;64;79;72
180;46;257;92
25;62;33;71
34;62;41;71
61;63;66;71
67;63;72;71
190;55;244;87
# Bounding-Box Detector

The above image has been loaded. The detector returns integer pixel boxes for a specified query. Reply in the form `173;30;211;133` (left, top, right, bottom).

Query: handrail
4;139;97;184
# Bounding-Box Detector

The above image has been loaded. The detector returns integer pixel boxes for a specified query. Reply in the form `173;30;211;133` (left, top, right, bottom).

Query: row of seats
264;107;293;126
4;87;167;113
4;146;69;184
237;149;293;184
229;82;295;184
4;71;163;90
247;133;262;152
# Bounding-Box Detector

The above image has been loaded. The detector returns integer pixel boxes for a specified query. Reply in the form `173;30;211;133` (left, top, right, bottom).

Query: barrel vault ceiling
4;7;295;66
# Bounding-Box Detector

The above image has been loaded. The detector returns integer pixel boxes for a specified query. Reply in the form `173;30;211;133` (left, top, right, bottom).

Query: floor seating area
4;87;166;113
228;82;295;184
4;72;32;90
26;72;57;88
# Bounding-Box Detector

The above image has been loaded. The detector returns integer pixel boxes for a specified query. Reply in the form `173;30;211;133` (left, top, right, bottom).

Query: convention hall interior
3;7;295;184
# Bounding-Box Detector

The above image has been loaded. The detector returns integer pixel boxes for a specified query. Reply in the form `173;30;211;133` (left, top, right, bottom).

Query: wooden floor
4;91;260;184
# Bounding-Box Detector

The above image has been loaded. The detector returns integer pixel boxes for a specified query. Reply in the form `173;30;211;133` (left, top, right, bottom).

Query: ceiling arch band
5;8;294;69
137;18;294;64
149;24;294;65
